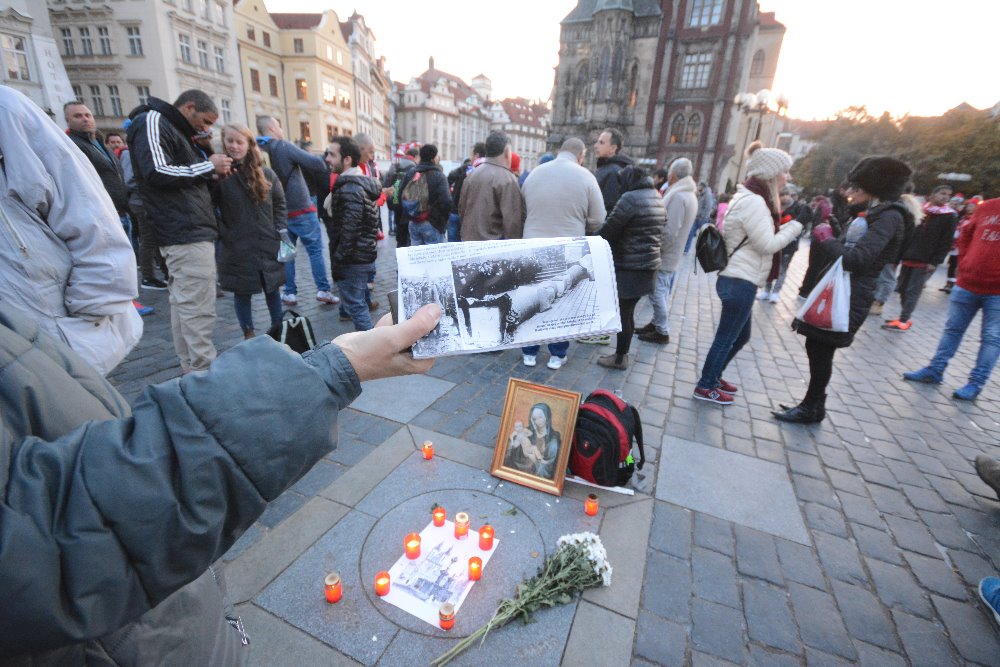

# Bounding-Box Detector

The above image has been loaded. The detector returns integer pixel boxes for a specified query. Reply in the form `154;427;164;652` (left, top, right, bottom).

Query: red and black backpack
570;389;645;487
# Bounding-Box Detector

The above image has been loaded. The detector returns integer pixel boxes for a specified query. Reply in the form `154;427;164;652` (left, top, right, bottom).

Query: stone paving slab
351;374;456;423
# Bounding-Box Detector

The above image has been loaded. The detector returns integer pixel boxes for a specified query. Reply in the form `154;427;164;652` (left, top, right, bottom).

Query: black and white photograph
400;271;463;357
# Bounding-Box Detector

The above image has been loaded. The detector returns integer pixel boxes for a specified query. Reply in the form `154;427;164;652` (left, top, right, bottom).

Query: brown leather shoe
597;353;628;370
975;455;1000;500
635;321;656;335
638;330;670;344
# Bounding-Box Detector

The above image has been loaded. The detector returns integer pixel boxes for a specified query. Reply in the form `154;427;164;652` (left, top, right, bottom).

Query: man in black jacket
593;127;633;213
324;136;382;331
127;89;232;372
397;143;452;246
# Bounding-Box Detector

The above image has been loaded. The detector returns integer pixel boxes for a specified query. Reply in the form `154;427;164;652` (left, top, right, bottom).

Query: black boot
773;395;826;424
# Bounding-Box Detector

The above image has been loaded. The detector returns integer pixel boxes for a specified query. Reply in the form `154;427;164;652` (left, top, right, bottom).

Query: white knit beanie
745;141;793;180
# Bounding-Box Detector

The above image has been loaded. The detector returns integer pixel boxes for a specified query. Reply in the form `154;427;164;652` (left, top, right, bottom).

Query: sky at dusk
267;0;1000;120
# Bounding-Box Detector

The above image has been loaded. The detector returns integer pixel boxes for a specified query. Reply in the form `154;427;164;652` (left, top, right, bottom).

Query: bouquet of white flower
432;532;612;666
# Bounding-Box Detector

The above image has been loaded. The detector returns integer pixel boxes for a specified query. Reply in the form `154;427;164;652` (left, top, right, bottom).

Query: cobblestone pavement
110;234;1000;665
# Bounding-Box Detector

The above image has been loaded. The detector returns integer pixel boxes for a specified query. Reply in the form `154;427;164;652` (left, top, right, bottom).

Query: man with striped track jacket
126;89;233;372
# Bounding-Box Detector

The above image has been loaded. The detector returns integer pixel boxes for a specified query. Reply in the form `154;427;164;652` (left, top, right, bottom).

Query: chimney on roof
429;56;435;71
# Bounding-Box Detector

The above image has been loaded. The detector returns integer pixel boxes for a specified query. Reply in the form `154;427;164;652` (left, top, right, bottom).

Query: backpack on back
570;389;646;487
401;171;431;222
266;310;317;354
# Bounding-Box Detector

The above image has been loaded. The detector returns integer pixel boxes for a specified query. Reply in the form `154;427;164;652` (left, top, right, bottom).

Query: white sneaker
547;356;565;370
281;292;297;305
769;291;780;303
522;354;537;367
756;289;769;300
316;290;341;304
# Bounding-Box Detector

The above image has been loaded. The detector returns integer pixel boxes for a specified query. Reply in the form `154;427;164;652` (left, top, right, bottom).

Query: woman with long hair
217;124;287;338
693;142;803;404
774;157;913;423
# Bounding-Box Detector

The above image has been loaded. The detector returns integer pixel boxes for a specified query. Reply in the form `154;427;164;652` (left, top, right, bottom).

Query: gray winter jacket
257;137;328;216
0;303;361;664
660;175;698;273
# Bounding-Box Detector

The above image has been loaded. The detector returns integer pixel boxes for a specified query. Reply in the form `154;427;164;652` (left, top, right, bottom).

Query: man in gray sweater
637;157;698;344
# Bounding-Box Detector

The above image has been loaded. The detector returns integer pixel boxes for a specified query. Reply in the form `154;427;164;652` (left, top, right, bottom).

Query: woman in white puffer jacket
693;142;802;404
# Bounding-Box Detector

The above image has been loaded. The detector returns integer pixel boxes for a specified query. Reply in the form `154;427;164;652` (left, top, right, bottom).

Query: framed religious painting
490;379;581;496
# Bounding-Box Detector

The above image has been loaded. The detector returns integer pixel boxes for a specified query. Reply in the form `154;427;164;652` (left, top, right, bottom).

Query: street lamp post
732;89;789;183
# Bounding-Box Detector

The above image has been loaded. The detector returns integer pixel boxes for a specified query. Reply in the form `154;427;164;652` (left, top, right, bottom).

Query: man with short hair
593;127;632;213
105;131;126;153
458;131;525;241
396;143;451;246
127;89;233;372
637;157;698;344
652;167;669;194
518;136;606;369
256;115;339;306
447;142;486;242
324;137;382;331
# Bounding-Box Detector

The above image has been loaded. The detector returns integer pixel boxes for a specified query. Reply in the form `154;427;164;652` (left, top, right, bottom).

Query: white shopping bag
795;256;850;332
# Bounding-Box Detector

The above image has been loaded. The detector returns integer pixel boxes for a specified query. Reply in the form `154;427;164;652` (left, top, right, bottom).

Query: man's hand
334;304;441;382
210;154;233;176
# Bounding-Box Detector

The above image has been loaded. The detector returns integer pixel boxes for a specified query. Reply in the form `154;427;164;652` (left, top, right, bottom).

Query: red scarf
744;177;783;281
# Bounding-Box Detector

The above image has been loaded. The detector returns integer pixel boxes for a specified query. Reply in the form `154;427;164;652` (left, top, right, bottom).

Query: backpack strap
630;405;645;470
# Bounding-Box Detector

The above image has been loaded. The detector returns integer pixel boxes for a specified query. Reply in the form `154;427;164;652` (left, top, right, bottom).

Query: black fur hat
846;157;912;201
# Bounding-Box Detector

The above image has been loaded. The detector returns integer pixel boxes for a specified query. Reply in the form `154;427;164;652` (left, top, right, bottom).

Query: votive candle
439;602;456;630
454;512;470;539
324;572;342;604
478;524;495;551
433;506;446;527
422;441;434;460
585;493;599;516
468;556;482;581
405;533;421;559
374;571;390;596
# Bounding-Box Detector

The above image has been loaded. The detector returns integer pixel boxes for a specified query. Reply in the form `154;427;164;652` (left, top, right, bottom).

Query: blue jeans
873;264;897;303
650;270;676;335
410;221;445;246
448;213;462;242
928;286;1000;388
684;217;708;254
697;276;757;390
284;211;330;293
120;214;134;248
522;341;569;359
336;263;375;331
233;290;283;334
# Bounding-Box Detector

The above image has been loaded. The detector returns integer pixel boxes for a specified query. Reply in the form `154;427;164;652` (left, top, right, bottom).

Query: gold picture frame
490;379;581;496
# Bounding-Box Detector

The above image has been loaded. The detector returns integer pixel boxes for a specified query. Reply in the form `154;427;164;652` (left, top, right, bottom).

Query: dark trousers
804;338;837;402
133;204;167;279
897;265;933;321
616;297;640;358
233;289;283;334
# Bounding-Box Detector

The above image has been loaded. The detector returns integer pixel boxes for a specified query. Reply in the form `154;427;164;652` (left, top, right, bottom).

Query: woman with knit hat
773;156;914;423
694;142;803;404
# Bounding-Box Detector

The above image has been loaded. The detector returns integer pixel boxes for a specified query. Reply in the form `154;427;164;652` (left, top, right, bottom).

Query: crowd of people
1;80;998;662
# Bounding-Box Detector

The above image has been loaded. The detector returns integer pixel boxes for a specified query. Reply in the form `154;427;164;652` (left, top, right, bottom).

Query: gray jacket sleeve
0;337;360;656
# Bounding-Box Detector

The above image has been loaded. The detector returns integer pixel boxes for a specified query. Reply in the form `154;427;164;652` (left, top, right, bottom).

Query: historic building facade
48;0;246;134
234;0;286;133
550;0;784;191
341;12;390;158
2;0;74;123
488;97;549;170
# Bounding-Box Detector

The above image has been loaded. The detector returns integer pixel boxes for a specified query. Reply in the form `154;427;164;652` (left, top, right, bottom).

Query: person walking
693;142;802;404
215;124;287;339
902;197;1000;401
597;167;663;370
773;157;913;423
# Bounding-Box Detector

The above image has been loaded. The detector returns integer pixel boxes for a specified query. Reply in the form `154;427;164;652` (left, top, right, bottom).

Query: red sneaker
693;386;735;405
718;379;739;394
882;319;912;332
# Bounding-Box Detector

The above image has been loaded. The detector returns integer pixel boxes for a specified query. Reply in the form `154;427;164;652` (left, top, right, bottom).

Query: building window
214;46;224;72
217;3;226;26
136;85;150;105
326;45;333;61
299;121;310;143
689;0;723;27
295;78;307;100
97;26;112;55
197;40;209;68
262;32;270;48
1;34;31;81
127;26;142;56
322;81;336;104
627;62;639;107
669;113;685;144
326;124;334;141
339;89;350;109
178;34;192;63
72;84;83;100
79;27;93;56
750;49;765;76
597;46;610;99
684;113;702;144
268;73;278;97
108;85;122;116
182;0;192;11
679;52;712;89
250;68;260;92
221;99;231;123
246;25;255;41
293;38;303;54
200;0;210;19
336;50;342;66
60;28;74;56
89;85;104;116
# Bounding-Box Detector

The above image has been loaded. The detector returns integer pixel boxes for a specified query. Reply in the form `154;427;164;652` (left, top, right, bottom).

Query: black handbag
266;310;317;354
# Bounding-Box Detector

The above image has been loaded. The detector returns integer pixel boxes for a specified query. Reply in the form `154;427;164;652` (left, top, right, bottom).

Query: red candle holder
468;556;482;581
422;441;434;460
433;507;446;527
585;493;599;516
454;512;470;539
439;602;455;630
374;571;390;596
324;572;342;603
478;524;495;551
405;533;421;559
